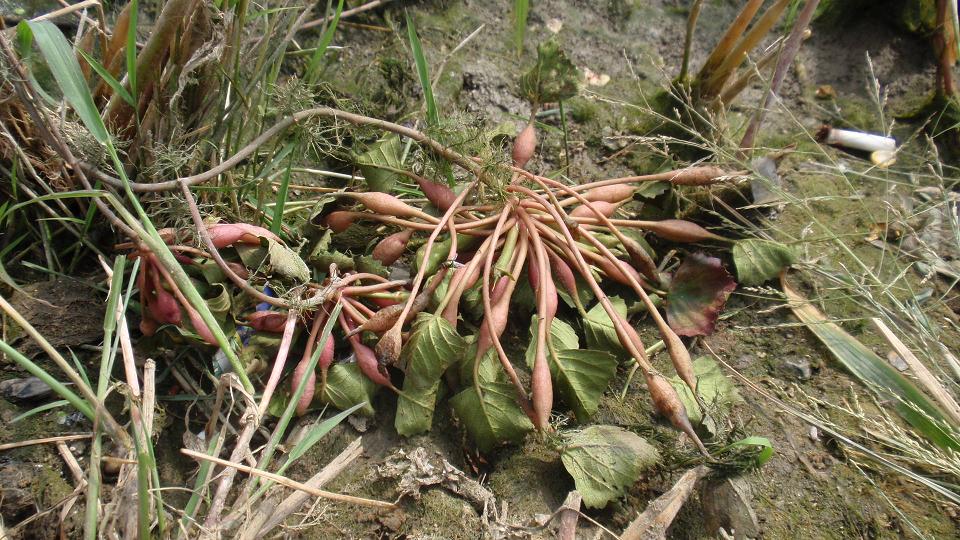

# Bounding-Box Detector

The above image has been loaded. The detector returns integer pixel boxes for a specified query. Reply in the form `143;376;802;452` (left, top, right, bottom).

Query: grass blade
248;401;363;505
782;278;960;451
78;49;135;107
282;403;364;470
85;256;127;540
11;400;69;423
23;20;109;143
406;12;439;128
513;0;529;55
270;149;294;236
126;0;138;102
406;12;455;186
241;304;344;505
0;341;94;420
305;0;344;85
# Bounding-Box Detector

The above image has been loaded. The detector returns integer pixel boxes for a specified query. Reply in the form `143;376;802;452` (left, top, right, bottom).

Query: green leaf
406;12;455;187
513;0;530;54
204;283;233;325
784;280;960;450
271;154;293;236
666;253;736;337
524;317;579;369
321;363;379;416
519;40;580;105
667;356;741;425
583;297;628;359
282;402;364;469
551;349;618;422
11;399;69;423
635;180;670;200
406;13;439;128
733;239;795;286
266;238;310;283
24;21;109;143
451;381;534;452
77;49;135;106
560;425;660;508
126;0;138;101
356;134;403;192
305;0;344;84
458;342;504;386
719;436;774;469
396;314;467;436
356;255;389;278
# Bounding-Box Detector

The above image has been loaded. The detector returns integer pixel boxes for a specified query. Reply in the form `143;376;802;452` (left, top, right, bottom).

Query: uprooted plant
0;6;783;536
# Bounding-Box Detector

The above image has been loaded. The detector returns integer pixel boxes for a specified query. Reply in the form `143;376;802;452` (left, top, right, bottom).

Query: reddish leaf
666;253;736;337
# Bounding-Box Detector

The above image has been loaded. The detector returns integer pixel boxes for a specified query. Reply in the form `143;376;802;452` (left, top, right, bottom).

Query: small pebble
784;357;812;380
0;377;53;402
887;350;909;372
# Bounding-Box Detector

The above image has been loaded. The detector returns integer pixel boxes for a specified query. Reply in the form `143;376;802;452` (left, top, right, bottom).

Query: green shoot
10;400;69;423
513;0;530;55
85;256;126;540
406;12;440;128
77;49;135;107
127;0;138;103
406;12;455;186
305;0;345;85
271;147;295;236
242;303;343;500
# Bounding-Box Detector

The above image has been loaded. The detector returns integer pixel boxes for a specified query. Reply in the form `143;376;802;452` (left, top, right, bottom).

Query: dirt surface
2;1;959;539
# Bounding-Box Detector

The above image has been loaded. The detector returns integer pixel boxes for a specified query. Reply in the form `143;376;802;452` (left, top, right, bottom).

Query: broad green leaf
667;356;741;424
356;134;403;192
266;238;310;283
583;297;628;359
551;349;618;422
356;255;389;278
519;40;580;105
451;381;534;452
524;317;579;368
784;279;960;450
24;21;109;143
560;425;660;508
396;314;467;436
458;342;504;386
635;180;670;200
431;270;455;307
309;244;355;272
733;239;795;286
321;363;378;416
266;386;293;417
718;436;774;469
666;253;736;337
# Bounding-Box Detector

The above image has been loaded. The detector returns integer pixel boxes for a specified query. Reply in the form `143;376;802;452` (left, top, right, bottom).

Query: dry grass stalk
243;436;365;537
181;447;396;509
873;318;960;426
0;434;92;451
620;465;712;540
